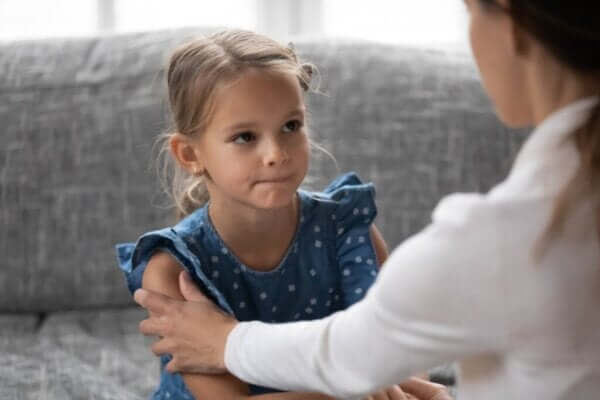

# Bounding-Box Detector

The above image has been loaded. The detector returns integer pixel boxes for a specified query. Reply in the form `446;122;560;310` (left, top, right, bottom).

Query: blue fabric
116;172;379;399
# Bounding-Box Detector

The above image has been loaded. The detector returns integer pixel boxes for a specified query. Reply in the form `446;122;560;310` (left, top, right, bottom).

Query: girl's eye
282;119;303;133
232;132;255;144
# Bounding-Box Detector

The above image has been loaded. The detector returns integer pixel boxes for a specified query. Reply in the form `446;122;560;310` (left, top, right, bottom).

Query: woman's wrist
223;319;242;372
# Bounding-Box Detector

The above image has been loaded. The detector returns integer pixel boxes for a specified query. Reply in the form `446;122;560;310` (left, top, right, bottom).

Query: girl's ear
169;133;204;175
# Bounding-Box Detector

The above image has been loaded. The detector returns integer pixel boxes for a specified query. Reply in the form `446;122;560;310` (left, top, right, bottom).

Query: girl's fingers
387;385;409;400
400;377;451;400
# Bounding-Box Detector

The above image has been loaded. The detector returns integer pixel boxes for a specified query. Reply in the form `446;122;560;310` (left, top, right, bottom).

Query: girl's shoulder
297;172;380;307
304;171;375;198
115;204;234;311
299;172;377;230
172;205;210;238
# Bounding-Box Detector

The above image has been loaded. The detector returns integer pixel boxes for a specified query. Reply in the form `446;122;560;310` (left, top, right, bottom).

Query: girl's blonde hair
156;29;315;220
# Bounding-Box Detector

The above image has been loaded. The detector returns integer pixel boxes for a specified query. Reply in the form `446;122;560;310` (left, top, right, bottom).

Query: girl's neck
208;195;300;272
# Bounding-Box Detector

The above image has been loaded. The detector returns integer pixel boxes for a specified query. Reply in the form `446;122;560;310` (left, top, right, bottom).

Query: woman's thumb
179;271;207;302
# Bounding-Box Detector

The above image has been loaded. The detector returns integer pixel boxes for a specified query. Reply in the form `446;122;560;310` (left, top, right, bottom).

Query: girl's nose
264;140;289;167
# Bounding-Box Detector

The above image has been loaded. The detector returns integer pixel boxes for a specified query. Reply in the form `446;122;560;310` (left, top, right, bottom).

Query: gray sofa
0;27;524;399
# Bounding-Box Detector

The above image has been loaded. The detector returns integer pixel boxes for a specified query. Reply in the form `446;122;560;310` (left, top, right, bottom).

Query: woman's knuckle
161;321;173;336
151;343;161;355
163;339;174;352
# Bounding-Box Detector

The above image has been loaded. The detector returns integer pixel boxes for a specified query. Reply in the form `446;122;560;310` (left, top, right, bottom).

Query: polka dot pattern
119;172;379;398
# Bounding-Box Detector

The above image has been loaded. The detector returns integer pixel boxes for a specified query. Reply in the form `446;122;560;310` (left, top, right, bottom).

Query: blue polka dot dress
116;172;379;399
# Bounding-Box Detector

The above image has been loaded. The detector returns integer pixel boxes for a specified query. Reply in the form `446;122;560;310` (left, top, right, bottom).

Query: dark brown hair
481;0;600;250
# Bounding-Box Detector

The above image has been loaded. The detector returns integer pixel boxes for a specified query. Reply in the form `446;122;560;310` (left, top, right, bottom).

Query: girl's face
465;0;532;127
195;69;310;211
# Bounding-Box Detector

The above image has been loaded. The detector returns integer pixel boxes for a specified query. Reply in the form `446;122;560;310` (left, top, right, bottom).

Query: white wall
0;0;468;49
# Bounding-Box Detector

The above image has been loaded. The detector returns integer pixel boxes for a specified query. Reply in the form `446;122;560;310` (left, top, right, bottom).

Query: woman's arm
222;195;508;397
370;225;430;381
142;251;334;400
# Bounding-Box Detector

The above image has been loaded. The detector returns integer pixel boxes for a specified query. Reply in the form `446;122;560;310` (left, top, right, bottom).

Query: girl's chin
251;190;298;210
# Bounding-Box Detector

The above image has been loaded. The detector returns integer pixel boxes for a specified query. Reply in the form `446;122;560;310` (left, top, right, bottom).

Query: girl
134;1;600;399
117;29;405;399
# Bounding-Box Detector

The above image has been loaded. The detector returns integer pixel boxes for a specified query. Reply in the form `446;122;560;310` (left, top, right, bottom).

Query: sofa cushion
0;308;157;399
0;29;207;312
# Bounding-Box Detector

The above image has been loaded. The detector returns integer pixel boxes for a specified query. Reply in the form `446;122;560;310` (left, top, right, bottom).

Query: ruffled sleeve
322;172;379;307
115;228;233;314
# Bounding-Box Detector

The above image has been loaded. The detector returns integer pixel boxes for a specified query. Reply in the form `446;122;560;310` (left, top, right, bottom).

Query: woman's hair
156;29;316;220
480;0;600;251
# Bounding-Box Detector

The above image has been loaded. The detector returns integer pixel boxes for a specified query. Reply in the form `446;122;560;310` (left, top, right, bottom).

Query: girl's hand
363;379;451;400
134;271;237;374
399;378;452;400
363;384;413;400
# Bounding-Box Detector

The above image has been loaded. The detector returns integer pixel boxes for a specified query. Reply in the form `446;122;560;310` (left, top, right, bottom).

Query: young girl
116;29;395;399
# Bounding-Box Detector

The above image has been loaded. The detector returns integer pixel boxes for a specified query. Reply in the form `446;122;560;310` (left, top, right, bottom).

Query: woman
134;1;600;399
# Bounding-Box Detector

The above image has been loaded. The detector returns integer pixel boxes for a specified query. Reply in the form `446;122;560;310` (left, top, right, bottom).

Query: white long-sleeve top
225;98;600;400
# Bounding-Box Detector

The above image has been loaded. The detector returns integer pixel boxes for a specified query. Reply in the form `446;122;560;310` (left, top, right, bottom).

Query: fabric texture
117;173;379;398
0;309;157;400
224;98;600;400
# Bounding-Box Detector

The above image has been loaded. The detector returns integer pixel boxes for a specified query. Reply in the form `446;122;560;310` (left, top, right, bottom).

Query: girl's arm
143;251;334;400
369;224;389;266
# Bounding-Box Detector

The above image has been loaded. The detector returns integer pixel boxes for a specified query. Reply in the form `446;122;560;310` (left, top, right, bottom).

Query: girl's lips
257;174;293;184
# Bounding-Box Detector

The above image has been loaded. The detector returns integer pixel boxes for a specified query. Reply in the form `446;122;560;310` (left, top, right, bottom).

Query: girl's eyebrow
285;108;306;118
222;108;306;133
223;121;258;132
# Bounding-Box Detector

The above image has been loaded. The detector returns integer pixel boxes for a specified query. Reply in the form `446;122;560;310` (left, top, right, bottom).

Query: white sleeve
225;193;511;398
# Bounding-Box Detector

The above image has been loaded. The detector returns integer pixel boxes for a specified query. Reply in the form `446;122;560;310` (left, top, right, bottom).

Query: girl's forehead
220;68;301;94
211;69;305;113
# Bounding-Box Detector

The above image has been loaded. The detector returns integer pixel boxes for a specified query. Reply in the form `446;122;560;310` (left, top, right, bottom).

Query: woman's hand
134;271;237;374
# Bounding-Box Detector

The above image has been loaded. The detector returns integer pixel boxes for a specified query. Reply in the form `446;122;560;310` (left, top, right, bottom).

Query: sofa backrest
0;28;525;312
